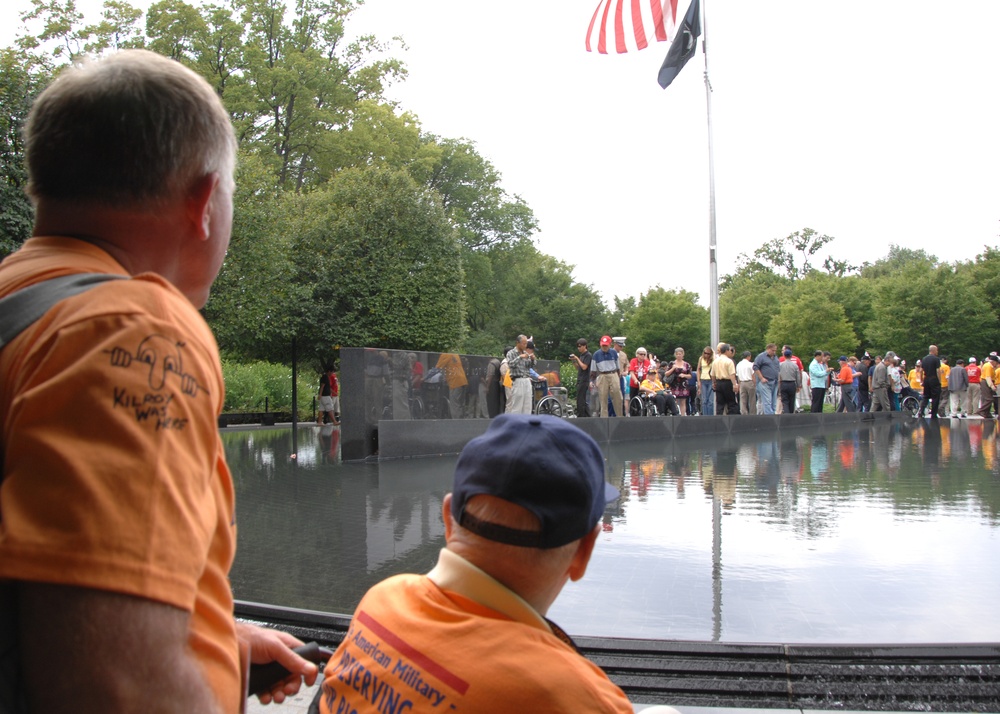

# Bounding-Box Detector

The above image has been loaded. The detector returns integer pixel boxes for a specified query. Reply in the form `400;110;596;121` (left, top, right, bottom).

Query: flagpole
701;0;719;349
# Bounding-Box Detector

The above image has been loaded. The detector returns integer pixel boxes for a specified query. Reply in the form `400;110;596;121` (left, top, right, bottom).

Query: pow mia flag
657;0;701;89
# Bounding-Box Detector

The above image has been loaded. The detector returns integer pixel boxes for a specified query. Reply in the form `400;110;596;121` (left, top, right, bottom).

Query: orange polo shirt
317;549;633;713
0;237;240;712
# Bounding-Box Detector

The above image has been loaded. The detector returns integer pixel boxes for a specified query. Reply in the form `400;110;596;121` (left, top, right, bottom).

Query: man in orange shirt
0;50;316;712
834;356;858;412
314;415;656;713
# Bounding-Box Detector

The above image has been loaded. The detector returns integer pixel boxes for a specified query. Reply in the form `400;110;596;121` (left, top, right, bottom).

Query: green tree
411;136;537;253
496;253;609;360
16;0;87;59
608;295;637;341
965;246;1000;349
623;287;709;359
459;239;608;360
290;166;464;357
0;48;50;258
766;281;858;357
229;0;404;189
791;272;877;357
860;244;938;279
866;262;997;360
145;0;207;61
719;269;790;353
81;0;144;53
204;151;305;362
735;227;858;282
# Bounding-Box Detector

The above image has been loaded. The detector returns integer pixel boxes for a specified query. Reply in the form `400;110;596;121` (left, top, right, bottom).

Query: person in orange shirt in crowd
313;414;681;713
0;50;316;712
833;356;858;412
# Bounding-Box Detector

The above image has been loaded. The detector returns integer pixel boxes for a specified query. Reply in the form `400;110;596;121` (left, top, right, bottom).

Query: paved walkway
246;685;843;714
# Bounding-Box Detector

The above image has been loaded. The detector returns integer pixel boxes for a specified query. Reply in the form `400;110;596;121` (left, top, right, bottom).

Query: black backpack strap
0;272;127;714
0;274;129;349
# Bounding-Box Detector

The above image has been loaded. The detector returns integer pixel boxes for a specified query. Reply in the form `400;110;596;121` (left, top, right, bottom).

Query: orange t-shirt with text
0;237;240;712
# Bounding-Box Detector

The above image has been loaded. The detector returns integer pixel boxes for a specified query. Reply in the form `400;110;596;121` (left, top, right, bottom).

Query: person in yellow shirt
939;357;952;417
639;370;679;416
908;362;923;391
436;352;469;418
976;353;997;418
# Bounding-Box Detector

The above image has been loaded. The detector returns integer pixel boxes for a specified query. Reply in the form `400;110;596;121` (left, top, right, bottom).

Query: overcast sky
5;1;999;308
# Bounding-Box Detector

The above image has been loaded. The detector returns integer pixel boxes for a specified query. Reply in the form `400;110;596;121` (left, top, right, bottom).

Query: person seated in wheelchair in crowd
639;370;680;416
896;358;922;403
526;339;549;397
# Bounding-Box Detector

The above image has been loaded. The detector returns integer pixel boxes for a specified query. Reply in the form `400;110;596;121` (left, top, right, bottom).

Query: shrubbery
560;361;577;396
221;360;318;419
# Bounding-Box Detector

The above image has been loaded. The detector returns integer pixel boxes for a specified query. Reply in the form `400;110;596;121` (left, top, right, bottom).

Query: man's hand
238;622;320;705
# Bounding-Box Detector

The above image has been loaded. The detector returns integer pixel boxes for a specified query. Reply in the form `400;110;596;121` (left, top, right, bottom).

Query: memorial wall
339;346;560;460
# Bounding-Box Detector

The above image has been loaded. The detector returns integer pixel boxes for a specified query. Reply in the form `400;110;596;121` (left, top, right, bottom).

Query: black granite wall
340;346;560;461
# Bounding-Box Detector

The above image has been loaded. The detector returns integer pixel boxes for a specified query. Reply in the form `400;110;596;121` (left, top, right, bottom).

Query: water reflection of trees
221;427;451;615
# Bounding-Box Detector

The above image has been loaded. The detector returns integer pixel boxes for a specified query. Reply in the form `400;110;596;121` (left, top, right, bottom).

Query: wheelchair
900;390;920;417
629;393;660;417
532;381;575;418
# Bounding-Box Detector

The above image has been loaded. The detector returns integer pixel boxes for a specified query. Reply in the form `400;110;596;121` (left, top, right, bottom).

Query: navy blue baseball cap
450;414;618;549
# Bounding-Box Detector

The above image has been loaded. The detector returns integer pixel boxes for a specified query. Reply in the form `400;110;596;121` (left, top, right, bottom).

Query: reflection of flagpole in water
712;489;722;641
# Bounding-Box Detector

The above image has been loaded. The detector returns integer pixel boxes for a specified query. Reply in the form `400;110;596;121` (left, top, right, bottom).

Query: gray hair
25;50;236;208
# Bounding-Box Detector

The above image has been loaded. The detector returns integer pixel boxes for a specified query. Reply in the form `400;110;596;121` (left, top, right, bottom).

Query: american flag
585;0;678;54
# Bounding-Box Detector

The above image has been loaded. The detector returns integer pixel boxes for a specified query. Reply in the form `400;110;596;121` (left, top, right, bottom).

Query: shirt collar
427;548;552;634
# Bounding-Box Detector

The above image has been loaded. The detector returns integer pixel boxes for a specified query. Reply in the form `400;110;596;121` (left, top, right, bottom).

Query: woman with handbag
662;347;693;415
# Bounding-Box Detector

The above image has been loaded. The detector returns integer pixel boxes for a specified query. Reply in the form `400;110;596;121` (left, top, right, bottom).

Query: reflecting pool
222;419;1000;644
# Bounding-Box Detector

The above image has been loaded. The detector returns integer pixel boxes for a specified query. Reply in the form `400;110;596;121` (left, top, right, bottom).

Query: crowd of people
567;338;808;418
564;337;998;420
337;340;1000;425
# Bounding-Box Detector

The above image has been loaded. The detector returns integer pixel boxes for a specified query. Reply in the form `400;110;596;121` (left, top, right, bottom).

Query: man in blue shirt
752;343;780;415
592;335;622;417
808;350;830;413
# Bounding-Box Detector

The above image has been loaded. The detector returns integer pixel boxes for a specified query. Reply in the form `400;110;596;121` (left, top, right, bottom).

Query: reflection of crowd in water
612;420;1000;514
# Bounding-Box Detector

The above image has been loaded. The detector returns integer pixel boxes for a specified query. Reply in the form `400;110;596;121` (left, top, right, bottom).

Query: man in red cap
592;335;623;417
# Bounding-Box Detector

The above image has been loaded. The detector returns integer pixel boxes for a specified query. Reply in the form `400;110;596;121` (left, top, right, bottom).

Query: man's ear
186;172;221;241
568;524;601;582
442;493;454;540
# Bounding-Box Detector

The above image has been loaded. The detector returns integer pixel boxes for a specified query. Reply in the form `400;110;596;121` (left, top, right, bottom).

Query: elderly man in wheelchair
630;368;680;417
